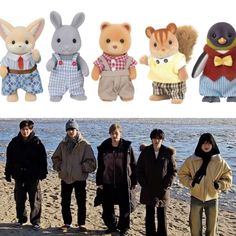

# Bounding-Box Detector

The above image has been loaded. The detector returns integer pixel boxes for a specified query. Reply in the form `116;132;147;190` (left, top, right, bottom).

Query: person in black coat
137;129;177;236
5;120;47;230
96;124;137;236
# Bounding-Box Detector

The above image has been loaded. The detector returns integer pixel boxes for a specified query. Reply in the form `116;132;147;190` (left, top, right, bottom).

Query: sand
0;162;235;236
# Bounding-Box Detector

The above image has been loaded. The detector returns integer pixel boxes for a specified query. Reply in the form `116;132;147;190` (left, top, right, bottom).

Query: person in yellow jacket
178;133;232;236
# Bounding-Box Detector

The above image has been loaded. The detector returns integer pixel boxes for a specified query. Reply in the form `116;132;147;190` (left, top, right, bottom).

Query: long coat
96;138;137;212
137;144;177;207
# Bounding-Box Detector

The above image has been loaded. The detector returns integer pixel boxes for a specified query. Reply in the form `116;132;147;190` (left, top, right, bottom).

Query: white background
0;0;235;118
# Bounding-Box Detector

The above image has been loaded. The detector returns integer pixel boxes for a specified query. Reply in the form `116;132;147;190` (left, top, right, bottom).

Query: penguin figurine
192;22;236;102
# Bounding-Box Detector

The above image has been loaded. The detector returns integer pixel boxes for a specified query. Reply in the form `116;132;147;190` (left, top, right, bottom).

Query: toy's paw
139;55;148;65
32;49;41;62
171;98;183;104
226;97;236;102
70;95;87;101
7;93;18;102
82;69;89;77
91;66;100;81
50;96;62;102
25;92;36;101
129;67;137;80
202;96;220;103
149;95;169;101
46;60;55;72
0;66;8;78
120;96;133;101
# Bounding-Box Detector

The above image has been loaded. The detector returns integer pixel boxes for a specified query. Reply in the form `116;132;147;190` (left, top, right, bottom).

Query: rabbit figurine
0;18;44;102
46;11;89;102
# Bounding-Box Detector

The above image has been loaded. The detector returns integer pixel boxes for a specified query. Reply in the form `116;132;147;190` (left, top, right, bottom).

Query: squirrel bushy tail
176;26;198;62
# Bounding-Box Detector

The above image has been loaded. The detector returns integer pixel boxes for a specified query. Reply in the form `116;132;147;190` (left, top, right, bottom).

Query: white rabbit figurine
47;11;89;102
0;18;44;102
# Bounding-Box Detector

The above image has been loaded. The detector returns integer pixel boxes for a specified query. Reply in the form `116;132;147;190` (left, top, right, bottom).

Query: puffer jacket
5;132;48;181
137;144;177;207
178;154;232;202
52;133;96;184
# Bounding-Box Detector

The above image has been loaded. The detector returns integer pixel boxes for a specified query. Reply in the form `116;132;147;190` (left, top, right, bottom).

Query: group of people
4;119;232;236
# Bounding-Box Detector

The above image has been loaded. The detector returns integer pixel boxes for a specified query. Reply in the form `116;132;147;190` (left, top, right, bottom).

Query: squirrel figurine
140;23;197;104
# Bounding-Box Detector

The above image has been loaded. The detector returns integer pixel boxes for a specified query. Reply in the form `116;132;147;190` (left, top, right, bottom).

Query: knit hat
65;119;79;131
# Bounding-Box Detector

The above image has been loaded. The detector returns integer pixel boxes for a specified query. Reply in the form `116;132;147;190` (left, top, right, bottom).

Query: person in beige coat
178;133;232;236
52;119;96;232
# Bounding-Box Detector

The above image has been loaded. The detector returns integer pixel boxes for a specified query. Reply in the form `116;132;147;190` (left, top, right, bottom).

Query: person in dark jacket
96;124;137;236
5;120;47;230
137;129;177;236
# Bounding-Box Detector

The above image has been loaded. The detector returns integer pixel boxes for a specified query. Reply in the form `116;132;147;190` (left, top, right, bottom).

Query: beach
0;162;235;236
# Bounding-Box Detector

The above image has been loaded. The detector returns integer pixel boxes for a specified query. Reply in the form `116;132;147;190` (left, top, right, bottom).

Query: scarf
192;133;220;187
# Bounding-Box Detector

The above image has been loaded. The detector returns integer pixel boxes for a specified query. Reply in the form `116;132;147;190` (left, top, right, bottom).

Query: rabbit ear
50;11;62;29
0;19;14;40
27;18;45;40
71;12;85;28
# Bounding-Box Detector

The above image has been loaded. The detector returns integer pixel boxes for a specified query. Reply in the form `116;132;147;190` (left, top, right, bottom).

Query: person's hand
214;181;219;190
39;174;47;181
97;185;103;190
131;185;136;190
5;175;11;182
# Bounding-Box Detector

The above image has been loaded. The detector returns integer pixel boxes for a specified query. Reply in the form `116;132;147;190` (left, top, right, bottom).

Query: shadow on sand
0;223;121;236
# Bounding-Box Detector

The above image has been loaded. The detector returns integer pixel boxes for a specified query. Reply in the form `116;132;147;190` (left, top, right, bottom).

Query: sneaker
105;227;118;234
78;225;87;232
120;230;129;236
32;224;41;231
15;222;23;228
60;224;71;230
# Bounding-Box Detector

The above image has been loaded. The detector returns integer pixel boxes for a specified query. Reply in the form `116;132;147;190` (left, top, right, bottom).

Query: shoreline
0;162;235;235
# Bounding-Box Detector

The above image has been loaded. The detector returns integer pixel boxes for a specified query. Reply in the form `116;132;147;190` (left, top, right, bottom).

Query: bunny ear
71;12;85;28
27;18;45;40
50;11;62;29
0;19;14;40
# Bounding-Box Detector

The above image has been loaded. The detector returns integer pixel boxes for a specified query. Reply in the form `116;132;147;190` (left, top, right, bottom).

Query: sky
0;0;235;118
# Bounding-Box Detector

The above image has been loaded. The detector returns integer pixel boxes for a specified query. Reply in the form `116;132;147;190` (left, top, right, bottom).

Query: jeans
190;196;218;236
145;205;167;236
61;180;86;225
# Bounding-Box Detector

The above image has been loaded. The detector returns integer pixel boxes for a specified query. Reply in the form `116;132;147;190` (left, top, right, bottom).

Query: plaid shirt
94;53;137;72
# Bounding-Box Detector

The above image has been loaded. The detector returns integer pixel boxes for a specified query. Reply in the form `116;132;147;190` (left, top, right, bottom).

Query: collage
0;0;235;235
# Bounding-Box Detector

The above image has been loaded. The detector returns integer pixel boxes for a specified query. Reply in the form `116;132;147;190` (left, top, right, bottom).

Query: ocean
0;118;235;211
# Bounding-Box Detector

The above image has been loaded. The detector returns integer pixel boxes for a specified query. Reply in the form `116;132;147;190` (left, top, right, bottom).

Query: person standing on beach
178;133;232;236
51;119;96;232
137;129;177;236
96;123;137;236
5;120;48;230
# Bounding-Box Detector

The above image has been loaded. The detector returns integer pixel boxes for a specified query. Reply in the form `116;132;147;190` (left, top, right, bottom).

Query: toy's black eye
72;38;76;43
57;38;61;43
212;33;216;38
120;39;124;43
169;40;172;45
25;40;29;44
228;33;232;38
12;40;15;44
106;39;111;43
154;43;157;47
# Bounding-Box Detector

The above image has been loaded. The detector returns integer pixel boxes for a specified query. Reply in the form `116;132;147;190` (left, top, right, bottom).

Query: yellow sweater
148;52;186;83
178;154;232;202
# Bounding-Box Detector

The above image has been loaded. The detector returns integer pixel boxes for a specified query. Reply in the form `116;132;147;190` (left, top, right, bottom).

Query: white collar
6;52;32;61
153;54;175;64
